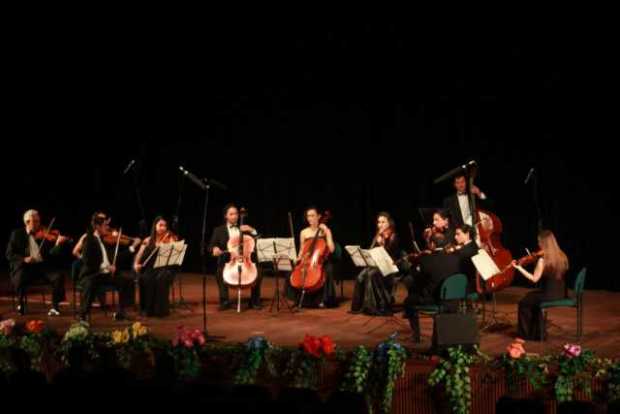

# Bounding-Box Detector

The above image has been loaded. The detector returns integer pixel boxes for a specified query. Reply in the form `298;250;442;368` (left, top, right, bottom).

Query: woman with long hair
512;229;569;340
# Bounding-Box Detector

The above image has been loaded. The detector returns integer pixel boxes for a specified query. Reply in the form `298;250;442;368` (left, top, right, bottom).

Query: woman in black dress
134;217;180;317
350;212;400;316
512;230;569;340
286;207;338;308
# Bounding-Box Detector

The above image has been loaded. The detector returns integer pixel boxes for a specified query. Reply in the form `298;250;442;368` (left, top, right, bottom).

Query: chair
539;267;587;341
409;273;468;341
71;261;119;317
5;268;52;315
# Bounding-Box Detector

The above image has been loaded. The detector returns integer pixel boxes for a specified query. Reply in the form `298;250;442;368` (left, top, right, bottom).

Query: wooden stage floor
1;273;619;357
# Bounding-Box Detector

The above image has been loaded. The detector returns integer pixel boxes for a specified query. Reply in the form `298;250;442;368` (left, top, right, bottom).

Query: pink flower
563;344;582;358
506;339;526;359
0;319;16;336
183;339;194;348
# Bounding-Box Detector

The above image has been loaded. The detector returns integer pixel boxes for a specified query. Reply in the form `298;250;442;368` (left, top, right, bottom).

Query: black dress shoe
17;304;25;316
218;302;231;311
250;303;263;310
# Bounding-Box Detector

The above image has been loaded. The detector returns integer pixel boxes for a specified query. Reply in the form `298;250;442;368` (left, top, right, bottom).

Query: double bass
222;208;258;312
467;169;514;293
290;210;332;303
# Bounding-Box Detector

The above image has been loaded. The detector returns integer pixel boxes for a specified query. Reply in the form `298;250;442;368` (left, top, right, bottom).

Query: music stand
345;246;407;331
257;238;296;314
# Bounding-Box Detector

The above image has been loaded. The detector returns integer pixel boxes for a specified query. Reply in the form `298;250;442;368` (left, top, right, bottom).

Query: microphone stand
181;167;226;336
171;176;191;311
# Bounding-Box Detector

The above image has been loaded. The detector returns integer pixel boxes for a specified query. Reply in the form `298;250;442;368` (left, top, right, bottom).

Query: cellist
208;204;262;311
287;206;337;308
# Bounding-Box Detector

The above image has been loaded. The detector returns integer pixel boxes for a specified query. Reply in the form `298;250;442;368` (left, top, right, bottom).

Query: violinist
452;224;480;293
404;232;462;342
72;212;140;309
287;207;337;308
423;210;455;248
443;172;489;235
350;212;400;316
134;216;179;317
77;212;135;321
209;204;262;311
511;230;568;340
6;209;69;316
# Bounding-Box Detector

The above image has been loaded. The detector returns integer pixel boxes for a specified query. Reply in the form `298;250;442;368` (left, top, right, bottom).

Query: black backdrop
2;22;615;290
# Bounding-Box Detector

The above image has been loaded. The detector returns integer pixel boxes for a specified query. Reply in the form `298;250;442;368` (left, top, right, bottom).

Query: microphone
179;166;207;191
524;168;535;185
123;160;136;175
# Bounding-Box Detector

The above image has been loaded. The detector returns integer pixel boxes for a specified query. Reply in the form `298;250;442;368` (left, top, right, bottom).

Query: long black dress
350;234;400;316
138;243;177;317
518;264;566;340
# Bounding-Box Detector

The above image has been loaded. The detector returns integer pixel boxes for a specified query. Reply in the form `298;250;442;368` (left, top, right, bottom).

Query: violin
33;227;73;244
103;228;140;246
290;210;332;296
154;231;178;245
515;250;544;267
222;208;258;313
372;228;394;248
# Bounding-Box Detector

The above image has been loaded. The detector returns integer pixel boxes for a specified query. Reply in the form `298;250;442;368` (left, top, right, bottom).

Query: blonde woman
512;230;569;340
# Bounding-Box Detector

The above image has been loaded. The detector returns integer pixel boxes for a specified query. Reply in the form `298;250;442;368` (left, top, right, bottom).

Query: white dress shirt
457;192;487;225
94;234;112;273
28;234;43;263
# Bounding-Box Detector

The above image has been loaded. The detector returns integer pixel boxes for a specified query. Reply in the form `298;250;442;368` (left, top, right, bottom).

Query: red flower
301;335;322;358
320;336;335;356
25;320;45;334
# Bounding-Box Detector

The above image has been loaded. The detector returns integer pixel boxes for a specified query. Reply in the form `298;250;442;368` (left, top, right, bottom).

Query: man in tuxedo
208;204;262;311
77;212;136;321
443;173;489;237
6;209;68;315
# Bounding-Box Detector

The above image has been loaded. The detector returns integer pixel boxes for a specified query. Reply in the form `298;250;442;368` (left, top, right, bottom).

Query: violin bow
37;217;56;251
111;227;122;276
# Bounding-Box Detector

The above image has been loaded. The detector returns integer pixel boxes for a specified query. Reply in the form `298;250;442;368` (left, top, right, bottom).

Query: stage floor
2;273;619;357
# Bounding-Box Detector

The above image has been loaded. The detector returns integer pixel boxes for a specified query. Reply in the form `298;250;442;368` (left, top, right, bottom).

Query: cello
290;210;332;307
222;208;258;312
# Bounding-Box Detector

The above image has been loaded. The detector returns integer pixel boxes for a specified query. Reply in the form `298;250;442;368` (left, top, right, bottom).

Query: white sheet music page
471;249;501;280
368;246;399;277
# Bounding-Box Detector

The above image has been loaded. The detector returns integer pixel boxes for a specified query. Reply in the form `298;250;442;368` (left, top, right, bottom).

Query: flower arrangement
429;346;478;414
500;338;549;393
369;333;408;413
555;343;596;403
284;334;336;389
234;336;272;385
171;326;206;379
58;321;100;367
110;322;153;370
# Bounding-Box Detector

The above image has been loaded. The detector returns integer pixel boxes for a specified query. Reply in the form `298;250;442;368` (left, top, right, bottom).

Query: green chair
410;273;468;342
539;267;587;341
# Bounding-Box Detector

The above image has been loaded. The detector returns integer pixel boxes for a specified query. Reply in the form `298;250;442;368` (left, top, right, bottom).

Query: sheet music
471;249;501;281
154;241;187;268
368;247;399;277
345;245;398;277
345;245;376;267
256;238;297;271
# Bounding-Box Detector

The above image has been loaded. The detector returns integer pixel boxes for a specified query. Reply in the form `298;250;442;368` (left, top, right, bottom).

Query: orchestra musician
287;207;338;308
76;212;136;321
209;204;262;311
443;172;489;236
349;212;400;316
511;230;568;340
134;216;179;317
6;209;69;316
